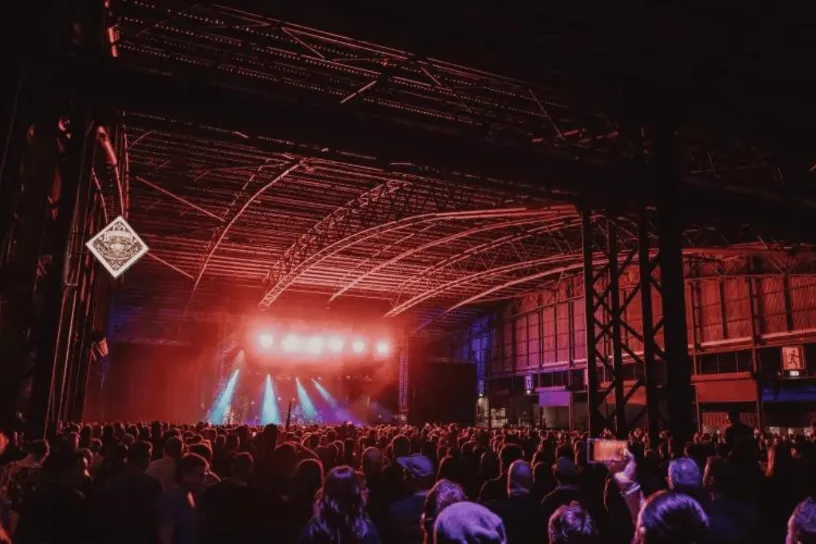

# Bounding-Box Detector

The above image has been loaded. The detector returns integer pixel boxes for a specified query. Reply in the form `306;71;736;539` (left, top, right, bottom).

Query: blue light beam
208;368;241;424
262;375;282;424
295;378;317;419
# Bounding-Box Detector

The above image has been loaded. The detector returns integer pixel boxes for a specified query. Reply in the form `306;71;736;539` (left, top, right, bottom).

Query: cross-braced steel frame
581;212;663;441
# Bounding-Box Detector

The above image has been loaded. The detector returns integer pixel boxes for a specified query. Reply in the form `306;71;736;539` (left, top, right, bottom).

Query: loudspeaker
409;362;476;425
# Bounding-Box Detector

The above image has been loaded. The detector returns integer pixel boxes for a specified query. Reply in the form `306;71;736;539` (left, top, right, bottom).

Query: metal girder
260;178;532;307
385;250;583;318
394;217;577;300
262;206;554;307
328;214;568;303
183;161;301;320
387;214;582;315
113;2;615;151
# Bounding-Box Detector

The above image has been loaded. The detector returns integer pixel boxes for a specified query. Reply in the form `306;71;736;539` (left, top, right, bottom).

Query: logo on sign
86;216;149;278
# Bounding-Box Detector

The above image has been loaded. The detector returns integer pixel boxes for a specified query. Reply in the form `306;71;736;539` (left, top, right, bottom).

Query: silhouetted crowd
1;411;816;543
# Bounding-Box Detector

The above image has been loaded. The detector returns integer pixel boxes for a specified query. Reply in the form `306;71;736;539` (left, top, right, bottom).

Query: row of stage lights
257;332;392;358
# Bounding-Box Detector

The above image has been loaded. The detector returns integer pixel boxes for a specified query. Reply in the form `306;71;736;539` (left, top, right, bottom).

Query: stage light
258;333;275;349
375;340;391;357
351;339;366;354
282;334;302;352
306;336;324;354
327;335;345;353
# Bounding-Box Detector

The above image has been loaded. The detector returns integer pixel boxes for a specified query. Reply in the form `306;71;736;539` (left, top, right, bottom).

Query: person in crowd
485;460;541;543
541;457;586;522
149;436;184;491
433;501;507;544
478;444;523;503
94;440;163;544
297;465;380;543
724;411;753;451
421;479;467;544
702;456;757;544
788;497;816;544
634;491;709;544
159;453;208;544
548;502;598;544
200;452;260;544
0;438;48;536
667;456;707;507
387;454;436;543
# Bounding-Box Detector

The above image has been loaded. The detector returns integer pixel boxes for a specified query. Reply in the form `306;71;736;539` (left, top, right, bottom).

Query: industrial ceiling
101;1;816;342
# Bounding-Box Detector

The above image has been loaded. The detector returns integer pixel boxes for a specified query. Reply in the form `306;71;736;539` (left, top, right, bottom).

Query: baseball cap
397;454;435;478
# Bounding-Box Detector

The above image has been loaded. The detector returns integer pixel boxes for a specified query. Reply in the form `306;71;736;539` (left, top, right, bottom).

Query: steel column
654;120;694;442
27;109;96;437
637;211;662;448
581;210;602;436
0;103;59;433
606;222;628;437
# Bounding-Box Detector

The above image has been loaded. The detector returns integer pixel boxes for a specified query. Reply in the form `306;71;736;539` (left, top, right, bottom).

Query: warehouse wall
450;256;816;384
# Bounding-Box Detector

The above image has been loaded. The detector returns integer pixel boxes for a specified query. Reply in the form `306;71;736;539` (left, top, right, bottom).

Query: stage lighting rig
258;333;275;349
351;339;366;354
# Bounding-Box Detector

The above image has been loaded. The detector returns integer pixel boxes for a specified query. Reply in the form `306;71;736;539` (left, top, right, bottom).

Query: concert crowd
0;413;815;543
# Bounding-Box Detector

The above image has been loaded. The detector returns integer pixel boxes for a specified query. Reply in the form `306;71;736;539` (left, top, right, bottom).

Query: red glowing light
375;340;391;356
351;339;366;354
258;333;275;348
328;336;345;353
305;336;325;354
282;334;302;352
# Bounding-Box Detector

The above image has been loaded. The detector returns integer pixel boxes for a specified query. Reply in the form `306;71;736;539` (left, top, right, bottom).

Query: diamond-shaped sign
86;216;149;278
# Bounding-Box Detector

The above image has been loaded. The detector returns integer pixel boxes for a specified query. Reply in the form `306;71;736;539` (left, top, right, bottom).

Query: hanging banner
86;215;149;278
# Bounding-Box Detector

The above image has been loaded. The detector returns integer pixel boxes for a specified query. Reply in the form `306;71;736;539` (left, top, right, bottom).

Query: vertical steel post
638;210;661;448
607;221;628;438
581;209;601;437
655;120;694;442
28;110;96;437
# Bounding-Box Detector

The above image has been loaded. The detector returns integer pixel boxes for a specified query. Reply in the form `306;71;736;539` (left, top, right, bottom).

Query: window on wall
515;317;528;368
697;350;754;375
528;311;540;368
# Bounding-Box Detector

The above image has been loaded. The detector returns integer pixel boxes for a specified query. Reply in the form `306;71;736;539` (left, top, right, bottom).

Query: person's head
163;436;184;461
434;501;507;544
189;443;213;464
392;434;411;458
668;457;702;495
553;457;577;485
635;490;709;544
397;454;435;491
360;447;383;477
498;444;523;474
309;466;372;542
507;460;533;497
293;458;324;498
175;453;208;492
727;410;740;425
548;502;598;544
788;497;816;544
421;479;467;543
128;441;153;471
231;452;254;482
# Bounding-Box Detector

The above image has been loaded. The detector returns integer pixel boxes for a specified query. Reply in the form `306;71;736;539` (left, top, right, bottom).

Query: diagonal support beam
134;175;225;222
181;161;301;323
